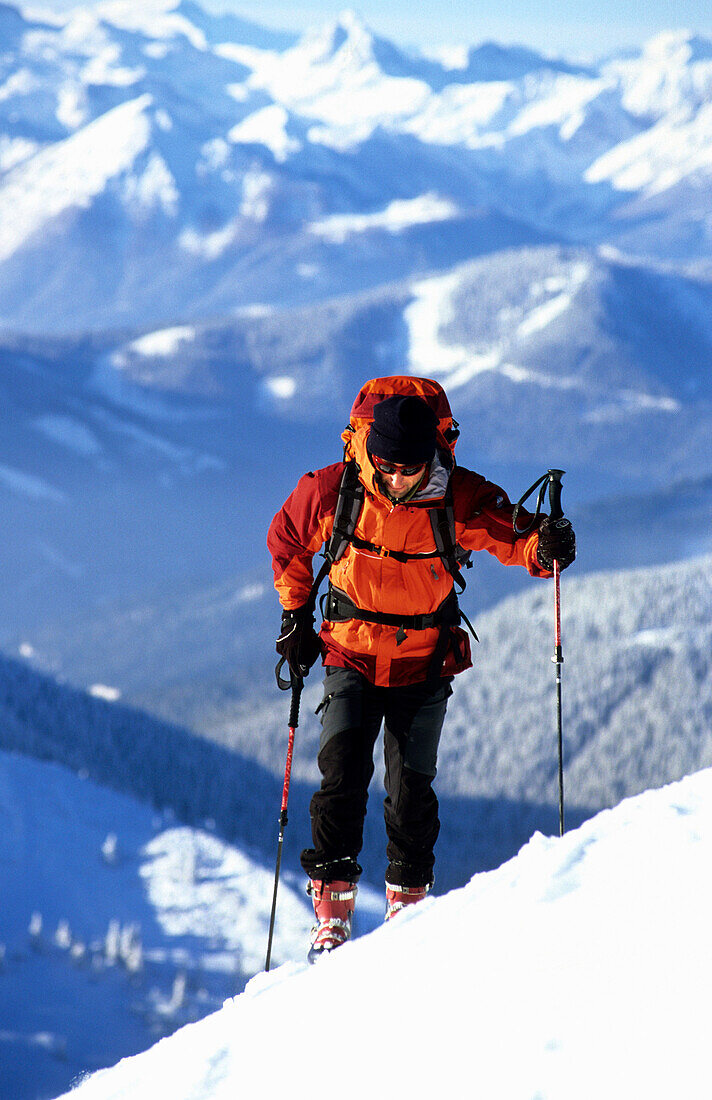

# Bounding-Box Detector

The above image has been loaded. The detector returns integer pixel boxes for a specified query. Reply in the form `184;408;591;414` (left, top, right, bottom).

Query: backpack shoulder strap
308;463;476;629
428;480;472;594
305;461;364;614
326;460;364;565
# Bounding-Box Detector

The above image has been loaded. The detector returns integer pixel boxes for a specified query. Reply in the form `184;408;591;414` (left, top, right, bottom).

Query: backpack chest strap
348;535;443;563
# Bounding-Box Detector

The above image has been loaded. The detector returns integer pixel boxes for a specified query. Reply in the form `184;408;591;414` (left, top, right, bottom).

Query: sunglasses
372;455;427;477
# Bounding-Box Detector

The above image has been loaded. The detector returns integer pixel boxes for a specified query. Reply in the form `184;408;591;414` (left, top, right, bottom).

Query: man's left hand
536;516;576;572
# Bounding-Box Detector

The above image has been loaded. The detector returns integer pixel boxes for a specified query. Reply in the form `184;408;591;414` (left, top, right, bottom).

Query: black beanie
367;395;438;465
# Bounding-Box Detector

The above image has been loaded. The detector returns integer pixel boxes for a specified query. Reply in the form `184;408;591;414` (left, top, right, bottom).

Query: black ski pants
301;665;452;888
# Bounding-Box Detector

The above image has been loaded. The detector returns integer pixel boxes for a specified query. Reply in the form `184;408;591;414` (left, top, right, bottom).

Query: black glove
275;605;322;678
536;516;576;572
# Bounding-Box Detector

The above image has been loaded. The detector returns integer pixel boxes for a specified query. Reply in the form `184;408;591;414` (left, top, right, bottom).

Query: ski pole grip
547;469;565;521
289;677;303;729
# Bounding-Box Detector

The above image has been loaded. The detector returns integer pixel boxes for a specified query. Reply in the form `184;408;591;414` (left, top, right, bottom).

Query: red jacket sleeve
267;463;344;609
452;468;552;577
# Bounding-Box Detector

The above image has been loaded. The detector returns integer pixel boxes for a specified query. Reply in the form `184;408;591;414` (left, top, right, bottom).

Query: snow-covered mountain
0;0;710;644
1;0;709;855
1;3;711;334
54;765;712;1100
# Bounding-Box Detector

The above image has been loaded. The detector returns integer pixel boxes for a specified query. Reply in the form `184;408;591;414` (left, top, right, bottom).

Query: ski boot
385;881;430;920
307;878;357;964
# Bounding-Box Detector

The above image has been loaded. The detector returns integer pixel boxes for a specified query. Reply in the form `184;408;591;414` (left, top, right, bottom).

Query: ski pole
512;468;568;837
547;470;566;837
265;661;303;972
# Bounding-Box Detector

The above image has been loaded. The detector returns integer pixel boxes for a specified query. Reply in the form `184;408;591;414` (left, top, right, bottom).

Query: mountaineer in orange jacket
267;378;575;962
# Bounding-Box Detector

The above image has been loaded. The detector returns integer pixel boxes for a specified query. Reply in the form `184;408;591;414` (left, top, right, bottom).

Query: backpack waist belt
324;584;460;631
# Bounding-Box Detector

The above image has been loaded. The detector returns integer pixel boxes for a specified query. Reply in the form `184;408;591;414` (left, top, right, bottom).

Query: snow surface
56;767;712;1099
245;11;430;142
403;259;590;389
405;271;479;383
0;746;312;1094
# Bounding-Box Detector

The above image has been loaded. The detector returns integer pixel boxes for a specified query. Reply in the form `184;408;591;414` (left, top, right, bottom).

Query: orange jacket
268;427;550;686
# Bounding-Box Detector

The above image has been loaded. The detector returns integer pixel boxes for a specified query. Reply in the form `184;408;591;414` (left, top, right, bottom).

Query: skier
267;377;575;961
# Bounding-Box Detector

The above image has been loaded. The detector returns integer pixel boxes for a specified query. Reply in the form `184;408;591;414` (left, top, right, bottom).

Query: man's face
371;457;427;500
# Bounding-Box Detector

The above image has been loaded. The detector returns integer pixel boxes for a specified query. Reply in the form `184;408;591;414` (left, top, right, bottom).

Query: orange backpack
342;375;460;461
306;375;472;604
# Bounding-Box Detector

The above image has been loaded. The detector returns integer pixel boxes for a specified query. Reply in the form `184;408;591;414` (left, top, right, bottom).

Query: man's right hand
275;605;322;678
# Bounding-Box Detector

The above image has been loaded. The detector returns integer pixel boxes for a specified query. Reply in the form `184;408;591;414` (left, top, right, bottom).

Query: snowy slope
54;766;712;1100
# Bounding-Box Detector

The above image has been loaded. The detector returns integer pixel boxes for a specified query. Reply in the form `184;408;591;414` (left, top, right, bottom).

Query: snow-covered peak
605;29;712;119
0;94;156;264
1;0;711;334
297;8;377;67
581;29;712;195
643;29;712;65
244;8;430;138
